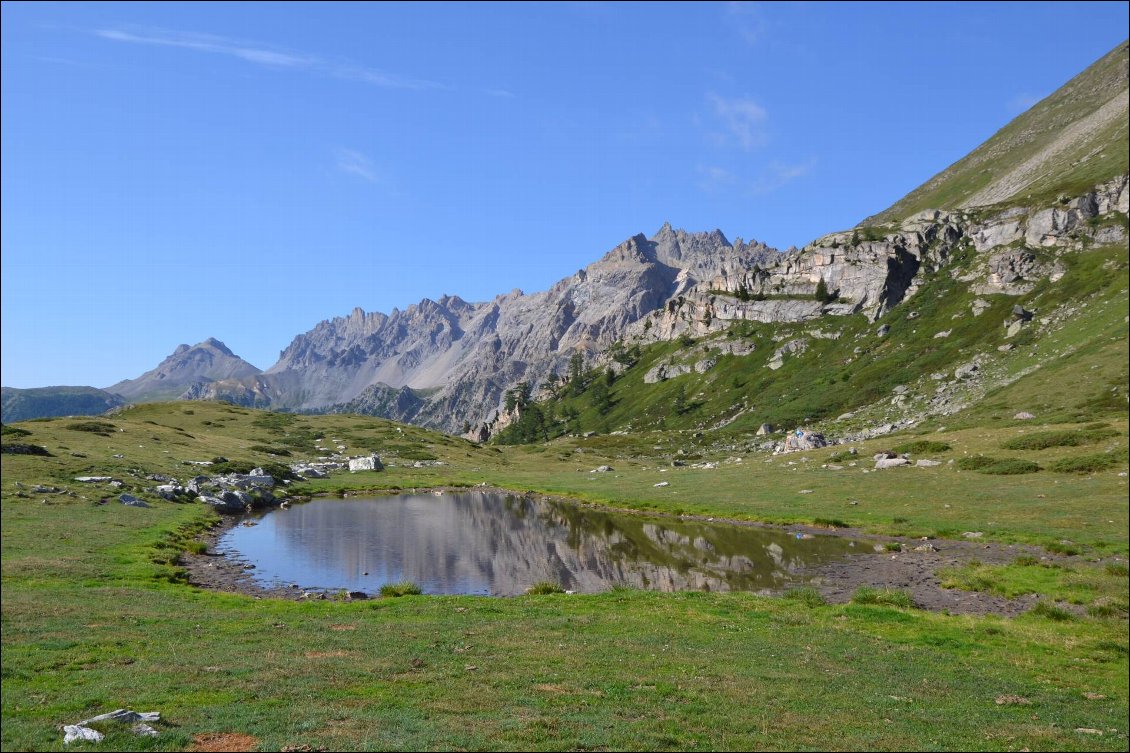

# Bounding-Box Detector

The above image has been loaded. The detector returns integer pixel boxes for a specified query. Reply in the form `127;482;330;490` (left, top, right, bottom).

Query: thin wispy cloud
484;88;516;99
725;1;767;45
707;93;769;150
695;157;815;196
335;149;379;183
93;26;444;90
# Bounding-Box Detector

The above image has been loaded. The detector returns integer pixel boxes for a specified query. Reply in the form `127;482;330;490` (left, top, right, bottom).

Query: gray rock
118;494;150;508
915;459;942;467
1014;411;1036;420
875;458;910;469
782;429;827;453
591;465;613;473
197;494;245;514
755;423;774;435
348;454;384;472
954;362;979;380
876;324;890;337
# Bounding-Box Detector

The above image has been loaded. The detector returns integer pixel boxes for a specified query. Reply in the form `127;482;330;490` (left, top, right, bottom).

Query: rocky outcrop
108;338;261;403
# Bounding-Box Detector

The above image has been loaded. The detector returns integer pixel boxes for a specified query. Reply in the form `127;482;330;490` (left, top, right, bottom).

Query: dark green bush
0;443;52;456
1000;428;1115;451
891;440;952;454
1048;452;1122;474
65;421;117;434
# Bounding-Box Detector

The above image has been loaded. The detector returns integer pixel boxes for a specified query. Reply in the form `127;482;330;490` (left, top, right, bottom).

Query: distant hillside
1;385;125;423
867;40;1128;224
107;338;262;403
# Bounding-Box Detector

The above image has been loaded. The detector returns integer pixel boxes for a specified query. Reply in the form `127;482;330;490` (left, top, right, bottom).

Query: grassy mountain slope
0;385;125;423
867;40;1128;223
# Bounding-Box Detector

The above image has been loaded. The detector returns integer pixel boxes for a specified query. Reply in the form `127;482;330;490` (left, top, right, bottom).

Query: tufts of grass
1028;602;1076;621
526;581;566;595
65;420;117;434
379;581;423;597
851;587;914;608
891;440;952;454
185;540;208;555
1000;428;1116;451
813;517;849;528
1046;541;1082;556
782;587;826;607
1105;562;1129;577
0;424;32;438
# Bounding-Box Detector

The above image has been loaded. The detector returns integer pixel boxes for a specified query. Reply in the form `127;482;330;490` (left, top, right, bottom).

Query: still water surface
219;491;864;595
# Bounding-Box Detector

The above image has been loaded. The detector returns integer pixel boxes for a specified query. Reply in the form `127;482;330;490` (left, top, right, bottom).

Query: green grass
940;560;1129;613
2;401;1128;750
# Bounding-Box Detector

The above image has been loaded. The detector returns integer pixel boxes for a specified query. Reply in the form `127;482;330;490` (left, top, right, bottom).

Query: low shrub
248;444;292;457
1048;453;1122;474
0;443;52;456
891;440;952;454
1000;428;1116;451
66;421;117;434
0;424;31;438
956;456;1040;474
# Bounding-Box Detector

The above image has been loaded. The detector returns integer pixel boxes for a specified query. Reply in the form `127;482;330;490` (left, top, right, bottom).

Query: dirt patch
329;624;356;631
304;650;351;659
188;732;259;752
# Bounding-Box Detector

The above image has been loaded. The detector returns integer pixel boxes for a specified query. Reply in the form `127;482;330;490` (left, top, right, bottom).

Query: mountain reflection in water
219;491;862;595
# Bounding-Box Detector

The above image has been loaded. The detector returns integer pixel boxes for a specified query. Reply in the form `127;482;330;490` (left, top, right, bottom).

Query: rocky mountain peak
107;339;261;402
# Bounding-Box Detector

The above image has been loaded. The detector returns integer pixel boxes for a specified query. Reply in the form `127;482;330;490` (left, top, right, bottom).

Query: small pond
218;491;866;596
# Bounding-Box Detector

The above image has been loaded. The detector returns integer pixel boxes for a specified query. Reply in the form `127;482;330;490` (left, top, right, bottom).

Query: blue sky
2;2;1127;388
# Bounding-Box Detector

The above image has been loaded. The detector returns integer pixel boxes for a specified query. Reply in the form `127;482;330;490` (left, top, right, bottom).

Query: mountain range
4;41;1127;435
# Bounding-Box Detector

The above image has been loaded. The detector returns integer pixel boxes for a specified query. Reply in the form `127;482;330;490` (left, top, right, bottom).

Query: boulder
755;423;774;435
782;429;827;453
197;494;245;514
915;459;942;467
875;458;910;469
1014;411;1035;420
348;454;384;472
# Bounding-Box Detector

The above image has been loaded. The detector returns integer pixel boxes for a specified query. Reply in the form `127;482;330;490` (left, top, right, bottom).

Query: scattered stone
653;481;670;488
119;494;150;508
892;385;908;395
875;458;910;469
998;343;1016;352
756;423;774;435
915;459;942;467
970;299;990;316
74;476;113;483
590;465;613;473
781;429;827;453
63;709;160;746
913;543;937;552
1013;411;1035;420
836;412;855;420
962;532;984;538
876;324;890;337
933;330;951;338
798;489;814;494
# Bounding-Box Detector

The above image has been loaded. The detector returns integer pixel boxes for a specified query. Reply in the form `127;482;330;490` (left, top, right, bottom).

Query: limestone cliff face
108;338;262;403
191;226;776;430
